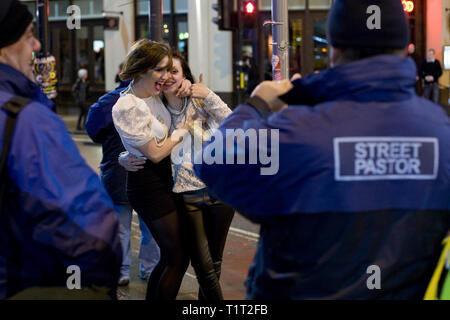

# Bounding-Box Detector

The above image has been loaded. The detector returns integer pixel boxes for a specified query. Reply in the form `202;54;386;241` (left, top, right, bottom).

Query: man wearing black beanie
0;0;122;299
0;0;36;81
194;0;450;299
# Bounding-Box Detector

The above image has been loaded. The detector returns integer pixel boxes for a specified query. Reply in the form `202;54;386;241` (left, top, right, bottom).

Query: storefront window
259;0;271;10
290;18;303;74
177;20;188;58
259;0;305;11
136;1;188;61
313;18;328;71
54;27;71;84
309;0;332;10
93;25;104;84
76;26;89;70
162;17;172;43
139;0;172;15
289;0;306;10
73;0;103;17
175;0;188;13
49;0;71;20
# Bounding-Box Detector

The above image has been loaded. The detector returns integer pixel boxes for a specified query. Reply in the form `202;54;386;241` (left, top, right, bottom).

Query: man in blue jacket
0;0;122;299
86;81;160;285
195;0;450;299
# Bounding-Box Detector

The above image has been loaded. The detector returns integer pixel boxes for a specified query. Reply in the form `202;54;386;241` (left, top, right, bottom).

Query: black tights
142;210;189;301
183;192;235;301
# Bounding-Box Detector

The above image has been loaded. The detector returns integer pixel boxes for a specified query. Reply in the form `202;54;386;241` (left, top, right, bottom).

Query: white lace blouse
168;91;232;193
112;91;171;158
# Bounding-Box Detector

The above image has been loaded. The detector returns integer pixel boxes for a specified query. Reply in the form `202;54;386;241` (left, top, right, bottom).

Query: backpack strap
0;96;31;216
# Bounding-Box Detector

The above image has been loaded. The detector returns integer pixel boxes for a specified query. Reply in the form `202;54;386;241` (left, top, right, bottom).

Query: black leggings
183;190;235;301
143;210;189;300
127;160;190;300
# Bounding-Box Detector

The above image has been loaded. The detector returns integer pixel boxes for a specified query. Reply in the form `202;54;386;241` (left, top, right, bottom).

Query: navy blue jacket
0;63;122;299
195;55;450;299
85;81;130;204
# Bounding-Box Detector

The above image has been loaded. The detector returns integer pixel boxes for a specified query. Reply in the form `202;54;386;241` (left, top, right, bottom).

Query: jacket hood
0;62;54;108
280;55;417;106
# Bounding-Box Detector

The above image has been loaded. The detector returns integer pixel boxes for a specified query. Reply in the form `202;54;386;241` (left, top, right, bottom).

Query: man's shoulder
0;91;64;130
93;89;122;110
0;91;53;113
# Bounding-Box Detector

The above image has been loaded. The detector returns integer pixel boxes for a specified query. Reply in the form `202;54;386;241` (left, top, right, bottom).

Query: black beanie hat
0;0;34;49
327;0;409;49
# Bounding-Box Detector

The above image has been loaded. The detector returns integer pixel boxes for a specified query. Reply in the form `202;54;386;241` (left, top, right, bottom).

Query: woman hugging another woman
119;49;235;301
112;39;191;301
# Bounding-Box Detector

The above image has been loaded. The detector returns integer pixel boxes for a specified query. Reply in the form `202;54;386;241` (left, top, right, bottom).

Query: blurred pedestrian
195;0;450;299
243;56;259;96
72;68;90;130
86;79;161;286
420;48;443;104
0;0;122;299
407;43;421;94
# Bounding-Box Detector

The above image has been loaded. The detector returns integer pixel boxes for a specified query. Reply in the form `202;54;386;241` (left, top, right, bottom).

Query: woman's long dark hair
161;51;196;108
172;51;195;84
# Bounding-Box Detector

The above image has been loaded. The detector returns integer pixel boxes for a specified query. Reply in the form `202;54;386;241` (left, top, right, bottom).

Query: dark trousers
76;102;88;130
423;82;440;104
182;189;235;301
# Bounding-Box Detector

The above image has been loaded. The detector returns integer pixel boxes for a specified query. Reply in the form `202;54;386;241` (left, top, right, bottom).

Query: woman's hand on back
118;152;146;172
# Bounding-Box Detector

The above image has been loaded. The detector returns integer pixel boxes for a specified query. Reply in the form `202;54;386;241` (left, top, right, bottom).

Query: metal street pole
149;0;162;41
271;0;289;80
236;0;243;105
36;0;49;56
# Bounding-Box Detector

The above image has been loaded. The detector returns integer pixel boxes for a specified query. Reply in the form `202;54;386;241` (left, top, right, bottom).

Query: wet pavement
60;112;259;300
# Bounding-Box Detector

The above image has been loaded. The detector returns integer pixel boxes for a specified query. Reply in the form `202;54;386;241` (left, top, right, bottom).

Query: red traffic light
244;1;256;14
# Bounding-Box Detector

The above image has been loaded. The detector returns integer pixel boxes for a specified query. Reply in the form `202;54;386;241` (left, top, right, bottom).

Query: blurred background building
20;0;450;109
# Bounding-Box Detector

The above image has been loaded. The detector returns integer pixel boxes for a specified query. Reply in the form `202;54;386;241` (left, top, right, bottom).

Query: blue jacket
195;55;450;299
85;81;130;204
0;63;122;299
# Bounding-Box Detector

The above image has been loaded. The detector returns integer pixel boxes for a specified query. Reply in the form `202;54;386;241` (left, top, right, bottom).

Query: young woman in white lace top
121;52;235;301
112;40;191;301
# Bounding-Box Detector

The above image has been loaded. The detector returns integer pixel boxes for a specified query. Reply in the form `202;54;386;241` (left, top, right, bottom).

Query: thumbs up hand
191;73;211;99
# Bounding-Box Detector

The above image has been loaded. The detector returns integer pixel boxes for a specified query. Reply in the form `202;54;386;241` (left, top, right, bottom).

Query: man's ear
329;46;342;67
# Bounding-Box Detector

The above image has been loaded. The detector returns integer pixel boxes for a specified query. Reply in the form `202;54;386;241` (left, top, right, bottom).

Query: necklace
129;80;138;96
167;97;189;116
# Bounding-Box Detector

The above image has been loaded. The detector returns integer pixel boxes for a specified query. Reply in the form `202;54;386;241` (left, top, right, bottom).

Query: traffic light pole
270;0;289;80
149;0;162;42
236;0;243;105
